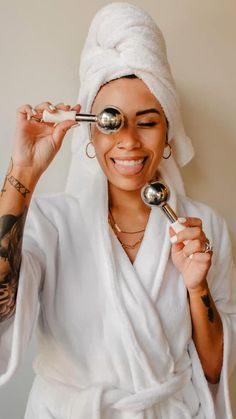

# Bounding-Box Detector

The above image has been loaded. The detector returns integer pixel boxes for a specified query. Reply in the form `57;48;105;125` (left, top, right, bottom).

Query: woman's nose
115;127;141;150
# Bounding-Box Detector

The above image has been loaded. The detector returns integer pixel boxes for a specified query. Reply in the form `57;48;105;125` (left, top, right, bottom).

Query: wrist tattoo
201;293;214;323
7;175;30;198
0;208;27;321
1;158;30;199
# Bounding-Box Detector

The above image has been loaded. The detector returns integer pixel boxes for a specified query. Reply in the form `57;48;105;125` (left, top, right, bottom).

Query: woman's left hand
169;217;213;292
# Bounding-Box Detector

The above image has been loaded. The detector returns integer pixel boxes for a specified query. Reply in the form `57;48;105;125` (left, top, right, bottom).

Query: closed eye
137;122;158;127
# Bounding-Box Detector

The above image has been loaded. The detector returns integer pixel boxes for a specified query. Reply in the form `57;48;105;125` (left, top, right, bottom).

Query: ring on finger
203;241;213;253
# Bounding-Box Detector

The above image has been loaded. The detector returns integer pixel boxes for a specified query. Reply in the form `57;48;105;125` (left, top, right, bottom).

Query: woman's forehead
91;77;164;115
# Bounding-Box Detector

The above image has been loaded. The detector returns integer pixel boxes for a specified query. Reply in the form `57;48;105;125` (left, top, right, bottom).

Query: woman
0;3;235;418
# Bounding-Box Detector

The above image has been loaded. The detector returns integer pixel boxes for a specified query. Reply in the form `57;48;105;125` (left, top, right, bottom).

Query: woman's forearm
188;280;223;384
0;161;38;322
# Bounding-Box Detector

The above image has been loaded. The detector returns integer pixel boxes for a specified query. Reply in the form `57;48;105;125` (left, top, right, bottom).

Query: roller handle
42;109;76;123
161;204;188;245
171;219;188;245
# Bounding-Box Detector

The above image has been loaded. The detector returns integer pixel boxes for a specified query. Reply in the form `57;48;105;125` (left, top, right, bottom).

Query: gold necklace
108;208;145;249
108;208;146;234
119;237;144;250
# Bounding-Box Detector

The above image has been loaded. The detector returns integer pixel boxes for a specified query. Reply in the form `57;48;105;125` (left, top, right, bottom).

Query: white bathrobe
0;171;235;419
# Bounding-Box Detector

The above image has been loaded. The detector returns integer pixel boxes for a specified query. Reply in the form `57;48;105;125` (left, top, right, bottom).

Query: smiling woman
0;2;236;419
91;77;167;191
89;76;168;262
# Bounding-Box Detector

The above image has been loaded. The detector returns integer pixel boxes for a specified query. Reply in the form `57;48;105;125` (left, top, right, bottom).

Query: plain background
0;0;235;417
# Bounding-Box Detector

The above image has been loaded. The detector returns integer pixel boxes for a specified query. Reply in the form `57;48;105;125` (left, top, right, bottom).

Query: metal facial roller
141;180;188;240
42;105;125;134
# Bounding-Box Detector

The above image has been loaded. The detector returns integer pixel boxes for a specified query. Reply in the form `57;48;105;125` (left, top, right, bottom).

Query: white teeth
113;159;144;166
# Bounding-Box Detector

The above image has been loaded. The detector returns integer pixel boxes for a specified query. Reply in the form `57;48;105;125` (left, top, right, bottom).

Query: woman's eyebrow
136;108;161;116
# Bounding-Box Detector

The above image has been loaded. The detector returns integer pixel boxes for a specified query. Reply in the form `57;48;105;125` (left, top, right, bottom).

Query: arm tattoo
201;293;214;323
0;208;27;321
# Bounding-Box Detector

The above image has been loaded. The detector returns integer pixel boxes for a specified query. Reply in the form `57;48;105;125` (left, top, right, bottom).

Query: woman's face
91;77;168;192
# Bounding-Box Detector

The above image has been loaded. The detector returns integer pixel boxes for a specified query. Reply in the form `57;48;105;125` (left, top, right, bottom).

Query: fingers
17;102;81;126
169;216;213;260
17;102;57;124
170;226;206;244
34;101;57;112
33;102;58;121
51;119;80;150
54;103;71;111
182;239;210;258
187;252;212;263
70;104;81;112
53;103;81;113
16;104;37;122
169;217;205;247
177;217;202;228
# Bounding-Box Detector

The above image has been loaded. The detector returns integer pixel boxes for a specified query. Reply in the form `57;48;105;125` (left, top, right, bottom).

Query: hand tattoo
0;208;27;321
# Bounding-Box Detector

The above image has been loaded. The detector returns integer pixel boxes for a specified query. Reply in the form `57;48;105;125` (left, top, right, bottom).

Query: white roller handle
171;219;188;245
42;109;76;123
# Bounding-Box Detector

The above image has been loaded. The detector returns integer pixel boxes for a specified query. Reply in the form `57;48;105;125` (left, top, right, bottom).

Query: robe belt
102;367;192;417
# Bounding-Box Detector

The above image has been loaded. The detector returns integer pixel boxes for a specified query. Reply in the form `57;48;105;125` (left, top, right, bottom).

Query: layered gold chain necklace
108;207;146;249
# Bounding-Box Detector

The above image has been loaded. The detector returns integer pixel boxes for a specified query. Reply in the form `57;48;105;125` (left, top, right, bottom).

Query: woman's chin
107;175;151;192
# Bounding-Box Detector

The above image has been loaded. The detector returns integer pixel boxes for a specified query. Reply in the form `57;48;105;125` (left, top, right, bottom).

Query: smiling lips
111;157;147;175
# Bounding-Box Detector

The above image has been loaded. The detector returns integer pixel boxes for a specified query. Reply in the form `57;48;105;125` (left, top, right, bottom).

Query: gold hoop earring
162;143;172;159
85;141;96;159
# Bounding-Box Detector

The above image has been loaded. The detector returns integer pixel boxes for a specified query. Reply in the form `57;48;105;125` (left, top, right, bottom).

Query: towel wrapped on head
66;2;194;196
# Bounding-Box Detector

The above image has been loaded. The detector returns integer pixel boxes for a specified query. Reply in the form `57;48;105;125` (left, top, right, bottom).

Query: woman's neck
108;182;149;215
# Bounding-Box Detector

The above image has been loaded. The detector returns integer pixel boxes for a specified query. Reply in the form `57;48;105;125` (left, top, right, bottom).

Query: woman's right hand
12;102;81;180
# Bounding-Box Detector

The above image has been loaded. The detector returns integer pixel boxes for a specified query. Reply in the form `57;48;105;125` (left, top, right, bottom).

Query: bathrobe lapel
132;205;174;304
108;211;175;382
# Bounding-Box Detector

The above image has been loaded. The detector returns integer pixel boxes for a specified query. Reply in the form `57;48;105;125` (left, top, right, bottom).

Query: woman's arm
188;281;223;384
0;163;37;321
169;217;223;384
0;102;80;322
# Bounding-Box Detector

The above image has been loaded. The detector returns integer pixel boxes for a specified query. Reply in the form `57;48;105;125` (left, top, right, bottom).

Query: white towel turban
66;2;195;197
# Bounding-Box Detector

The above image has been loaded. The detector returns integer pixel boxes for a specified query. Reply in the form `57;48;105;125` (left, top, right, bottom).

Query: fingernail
70;123;80;129
49;104;56;111
178;217;187;224
189;254;193;259
27;114;31;120
32;108;37;115
53;123;59;127
170;235;177;244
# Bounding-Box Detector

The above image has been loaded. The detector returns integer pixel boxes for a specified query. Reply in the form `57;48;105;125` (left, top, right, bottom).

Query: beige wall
0;0;235;417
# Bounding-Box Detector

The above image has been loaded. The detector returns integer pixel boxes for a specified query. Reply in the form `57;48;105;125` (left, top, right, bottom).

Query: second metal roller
141;180;188;242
